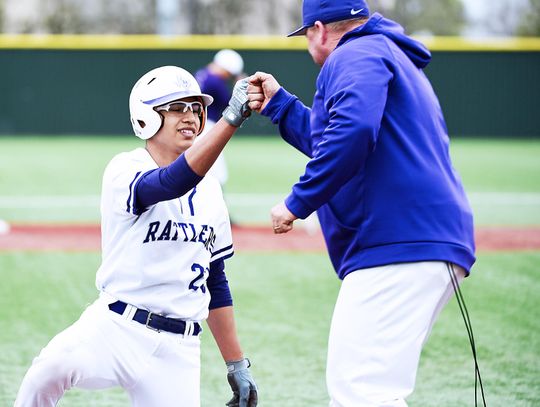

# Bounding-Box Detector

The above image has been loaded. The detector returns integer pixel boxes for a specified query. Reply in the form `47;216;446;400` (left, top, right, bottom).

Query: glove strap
226;358;251;373
222;105;250;127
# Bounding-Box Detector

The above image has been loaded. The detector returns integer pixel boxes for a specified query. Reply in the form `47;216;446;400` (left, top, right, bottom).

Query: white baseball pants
14;297;201;407
327;261;465;407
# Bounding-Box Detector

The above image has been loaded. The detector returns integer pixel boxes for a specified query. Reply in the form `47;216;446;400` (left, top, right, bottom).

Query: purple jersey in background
195;67;231;123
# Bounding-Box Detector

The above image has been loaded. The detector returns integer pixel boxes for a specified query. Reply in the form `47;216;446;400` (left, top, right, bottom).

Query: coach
247;0;476;405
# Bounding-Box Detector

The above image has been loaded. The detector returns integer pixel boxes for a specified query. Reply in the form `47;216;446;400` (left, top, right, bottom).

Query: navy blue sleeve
133;154;203;215
207;258;233;310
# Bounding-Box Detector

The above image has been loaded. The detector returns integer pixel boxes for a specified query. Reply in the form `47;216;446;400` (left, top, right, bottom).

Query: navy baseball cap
288;0;370;37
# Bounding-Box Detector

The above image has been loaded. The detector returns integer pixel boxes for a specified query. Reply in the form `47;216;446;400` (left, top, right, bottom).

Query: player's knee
20;355;78;398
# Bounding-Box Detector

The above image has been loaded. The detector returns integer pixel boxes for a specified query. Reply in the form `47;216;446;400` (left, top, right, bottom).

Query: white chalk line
0;192;539;209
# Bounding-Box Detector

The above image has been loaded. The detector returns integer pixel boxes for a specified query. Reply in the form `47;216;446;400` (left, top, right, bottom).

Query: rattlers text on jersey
96;147;233;322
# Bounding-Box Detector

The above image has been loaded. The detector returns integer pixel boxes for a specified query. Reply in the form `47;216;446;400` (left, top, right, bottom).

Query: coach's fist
248;72;280;113
271;201;297;234
225;358;258;407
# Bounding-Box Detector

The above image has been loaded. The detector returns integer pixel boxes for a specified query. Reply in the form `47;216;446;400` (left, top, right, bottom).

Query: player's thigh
128;334;201;407
19;302;121;394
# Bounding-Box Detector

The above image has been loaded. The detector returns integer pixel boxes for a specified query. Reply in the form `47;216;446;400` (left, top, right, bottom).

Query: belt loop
123;304;137;320
184;320;194;336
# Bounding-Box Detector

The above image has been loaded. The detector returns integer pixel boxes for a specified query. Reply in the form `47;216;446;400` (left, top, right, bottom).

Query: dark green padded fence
1;39;539;137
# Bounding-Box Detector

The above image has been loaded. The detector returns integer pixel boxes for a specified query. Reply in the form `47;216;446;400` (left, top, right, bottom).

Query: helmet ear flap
129;98;163;140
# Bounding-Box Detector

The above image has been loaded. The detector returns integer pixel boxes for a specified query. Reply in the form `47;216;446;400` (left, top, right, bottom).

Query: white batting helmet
213;49;244;76
129;66;214;140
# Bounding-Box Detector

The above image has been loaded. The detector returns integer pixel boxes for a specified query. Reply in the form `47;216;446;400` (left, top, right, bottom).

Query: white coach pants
327;261;465;407
14;297;201;407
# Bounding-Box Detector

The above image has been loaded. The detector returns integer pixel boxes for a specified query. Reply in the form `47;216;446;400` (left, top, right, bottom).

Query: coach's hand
248;72;280;112
223;78;251;127
271;201;297;234
225;358;258;407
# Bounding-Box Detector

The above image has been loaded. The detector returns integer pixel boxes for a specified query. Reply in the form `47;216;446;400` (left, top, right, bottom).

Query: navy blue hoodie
262;13;475;279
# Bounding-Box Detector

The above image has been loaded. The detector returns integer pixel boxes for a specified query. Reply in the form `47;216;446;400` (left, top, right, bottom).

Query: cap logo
350;7;364;15
178;78;190;90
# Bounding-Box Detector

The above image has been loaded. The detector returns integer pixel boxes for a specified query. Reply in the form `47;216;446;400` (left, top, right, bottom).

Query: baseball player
195;49;245;188
14;66;257;407
247;0;475;406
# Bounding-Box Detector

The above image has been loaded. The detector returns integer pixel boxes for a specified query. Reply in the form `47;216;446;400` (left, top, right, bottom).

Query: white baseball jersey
96;147;233;322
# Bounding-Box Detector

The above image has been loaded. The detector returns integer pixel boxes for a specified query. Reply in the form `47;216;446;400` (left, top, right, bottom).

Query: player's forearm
206;306;244;362
184;119;236;176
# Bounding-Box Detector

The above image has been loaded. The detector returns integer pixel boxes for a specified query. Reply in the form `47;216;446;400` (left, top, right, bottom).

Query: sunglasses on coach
155;100;204;115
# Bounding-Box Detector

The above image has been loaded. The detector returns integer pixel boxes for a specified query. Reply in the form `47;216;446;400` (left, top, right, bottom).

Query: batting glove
222;78;251;127
225;358;258;407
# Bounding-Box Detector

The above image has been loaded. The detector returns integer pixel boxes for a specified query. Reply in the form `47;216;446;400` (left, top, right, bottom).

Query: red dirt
0;223;539;253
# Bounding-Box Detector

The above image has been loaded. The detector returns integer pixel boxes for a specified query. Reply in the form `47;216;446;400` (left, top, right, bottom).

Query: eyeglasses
155;100;204;115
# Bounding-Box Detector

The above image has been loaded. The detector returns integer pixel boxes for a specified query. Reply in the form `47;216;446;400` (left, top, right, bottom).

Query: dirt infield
0;223;539;252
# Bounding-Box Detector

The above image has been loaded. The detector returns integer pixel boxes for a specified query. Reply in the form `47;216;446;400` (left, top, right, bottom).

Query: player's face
153;97;203;155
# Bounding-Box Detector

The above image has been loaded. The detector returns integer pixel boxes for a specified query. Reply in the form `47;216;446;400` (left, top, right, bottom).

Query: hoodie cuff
285;193;315;220
260;87;298;124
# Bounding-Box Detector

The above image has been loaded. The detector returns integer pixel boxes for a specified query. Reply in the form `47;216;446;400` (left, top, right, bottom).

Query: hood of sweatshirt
337;12;431;68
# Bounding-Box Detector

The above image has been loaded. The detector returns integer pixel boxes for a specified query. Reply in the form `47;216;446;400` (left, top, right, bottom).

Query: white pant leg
327;262;465;407
14;300;124;407
128;333;201;407
14;298;202;407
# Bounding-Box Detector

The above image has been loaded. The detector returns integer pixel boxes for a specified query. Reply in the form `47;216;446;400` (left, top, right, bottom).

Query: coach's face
152;97;202;158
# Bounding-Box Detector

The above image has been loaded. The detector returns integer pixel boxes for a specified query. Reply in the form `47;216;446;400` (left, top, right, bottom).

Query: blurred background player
195;49;245;191
14;66;257;407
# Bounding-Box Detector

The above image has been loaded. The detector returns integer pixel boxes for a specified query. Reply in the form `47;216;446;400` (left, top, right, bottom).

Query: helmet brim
143;91;213;108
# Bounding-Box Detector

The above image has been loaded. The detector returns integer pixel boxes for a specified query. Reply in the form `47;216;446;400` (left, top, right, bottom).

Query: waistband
108;300;202;336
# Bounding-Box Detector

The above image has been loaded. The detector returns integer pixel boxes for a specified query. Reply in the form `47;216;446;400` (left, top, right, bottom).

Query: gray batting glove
222;78;251;127
225;358;258;407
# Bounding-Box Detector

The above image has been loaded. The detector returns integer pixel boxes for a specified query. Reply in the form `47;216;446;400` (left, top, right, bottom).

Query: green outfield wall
1;35;539;137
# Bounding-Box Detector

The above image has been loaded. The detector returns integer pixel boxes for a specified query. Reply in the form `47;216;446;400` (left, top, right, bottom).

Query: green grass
0;137;140;196
449;139;540;225
1;251;539;406
1;136;538;194
410;252;540;406
450;139;540;192
1;135;539;405
0;136;539;225
0;135;305;197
